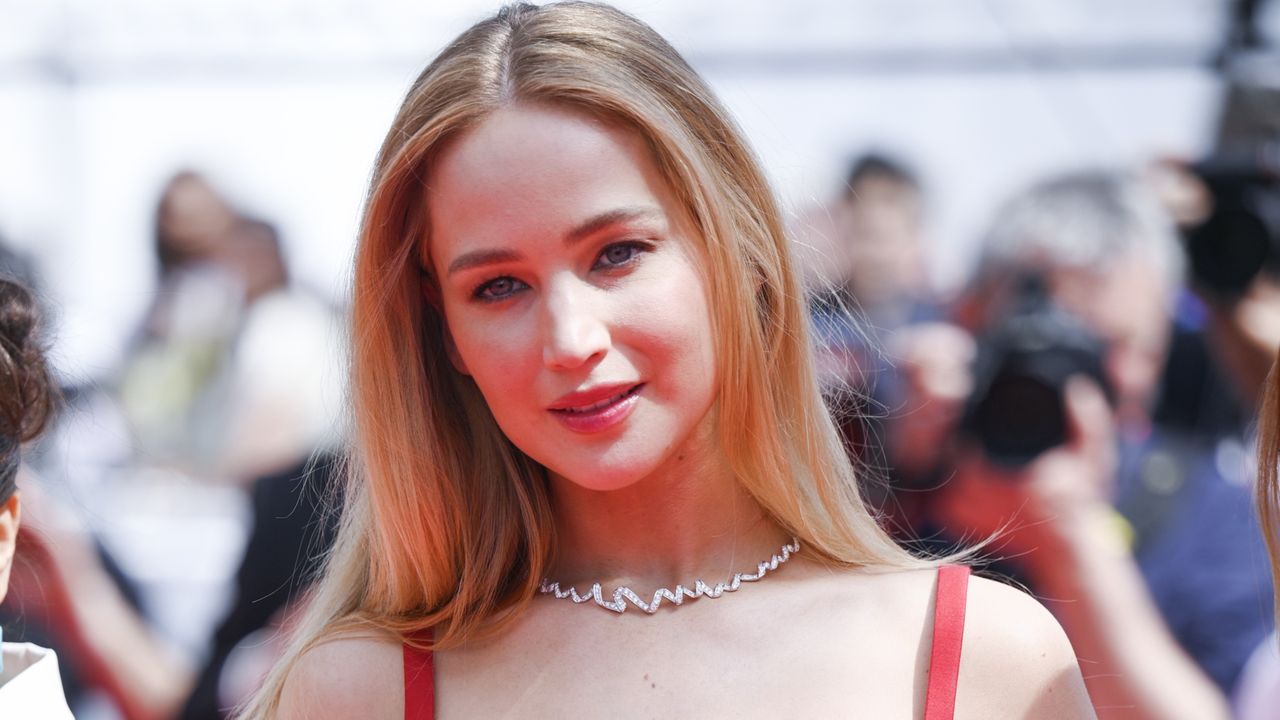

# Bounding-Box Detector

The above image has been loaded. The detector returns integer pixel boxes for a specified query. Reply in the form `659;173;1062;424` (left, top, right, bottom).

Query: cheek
444;249;720;420
446;309;541;401
474;334;536;382
625;266;718;397
1107;339;1163;405
1094;301;1167;406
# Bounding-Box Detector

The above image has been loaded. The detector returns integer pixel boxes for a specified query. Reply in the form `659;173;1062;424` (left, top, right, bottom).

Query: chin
542;442;672;493
550;458;657;493
556;472;647;493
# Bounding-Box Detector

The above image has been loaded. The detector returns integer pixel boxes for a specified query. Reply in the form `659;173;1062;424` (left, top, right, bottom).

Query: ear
420;271;470;376
0;492;20;604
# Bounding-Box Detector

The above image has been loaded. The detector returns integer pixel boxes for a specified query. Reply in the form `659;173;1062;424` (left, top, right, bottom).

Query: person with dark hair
808;151;939;503
820;150;932;332
153;170;241;280
0;276;73;717
844;152;921;197
2;165;343;717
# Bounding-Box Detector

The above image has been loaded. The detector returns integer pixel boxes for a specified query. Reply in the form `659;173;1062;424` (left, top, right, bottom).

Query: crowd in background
7;131;1280;720
808;150;1278;718
1;5;1279;720
1;172;345;719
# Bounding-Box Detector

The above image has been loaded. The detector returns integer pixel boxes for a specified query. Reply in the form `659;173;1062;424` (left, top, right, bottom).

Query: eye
593;241;650;270
472;276;528;302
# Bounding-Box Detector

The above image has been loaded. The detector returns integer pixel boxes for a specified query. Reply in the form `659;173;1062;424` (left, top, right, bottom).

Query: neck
546;427;790;591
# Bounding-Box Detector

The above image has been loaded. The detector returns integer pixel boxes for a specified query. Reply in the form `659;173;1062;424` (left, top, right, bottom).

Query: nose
541;274;610;370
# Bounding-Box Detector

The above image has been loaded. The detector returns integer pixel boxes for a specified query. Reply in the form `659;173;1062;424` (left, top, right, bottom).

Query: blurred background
5;0;1269;375
1;1;1278;718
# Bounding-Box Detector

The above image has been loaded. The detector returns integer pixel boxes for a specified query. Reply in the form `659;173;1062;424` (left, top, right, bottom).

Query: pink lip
548;383;644;434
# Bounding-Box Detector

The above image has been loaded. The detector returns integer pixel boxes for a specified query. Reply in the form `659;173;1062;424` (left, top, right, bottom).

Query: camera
1182;146;1280;299
1182;53;1280;300
961;274;1111;467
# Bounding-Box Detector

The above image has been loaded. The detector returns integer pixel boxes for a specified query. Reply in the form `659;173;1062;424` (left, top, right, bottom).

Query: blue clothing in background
1113;429;1275;694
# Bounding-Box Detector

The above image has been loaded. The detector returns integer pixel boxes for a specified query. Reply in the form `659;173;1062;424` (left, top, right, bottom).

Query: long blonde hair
240;3;930;715
1257;349;1280;629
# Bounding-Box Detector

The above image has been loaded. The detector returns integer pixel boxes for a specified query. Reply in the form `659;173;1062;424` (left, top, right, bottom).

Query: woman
243;3;1095;718
0;277;74;718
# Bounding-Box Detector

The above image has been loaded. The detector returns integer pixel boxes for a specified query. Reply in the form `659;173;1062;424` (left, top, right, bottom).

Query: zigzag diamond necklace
537;538;801;614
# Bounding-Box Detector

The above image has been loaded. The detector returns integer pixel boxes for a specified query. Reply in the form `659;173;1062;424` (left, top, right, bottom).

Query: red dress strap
923;564;971;720
403;632;435;720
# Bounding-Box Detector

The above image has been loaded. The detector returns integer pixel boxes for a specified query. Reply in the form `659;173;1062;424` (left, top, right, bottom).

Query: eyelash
470;240;653;303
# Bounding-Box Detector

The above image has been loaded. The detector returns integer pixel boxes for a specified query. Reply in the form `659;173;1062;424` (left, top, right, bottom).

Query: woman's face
425;103;719;491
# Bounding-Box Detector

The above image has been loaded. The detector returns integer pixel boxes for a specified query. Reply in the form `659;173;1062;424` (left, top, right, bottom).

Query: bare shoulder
956;575;1096;719
277;628;405;720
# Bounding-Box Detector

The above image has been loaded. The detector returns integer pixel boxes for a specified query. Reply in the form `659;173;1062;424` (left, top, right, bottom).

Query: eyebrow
445;206;663;277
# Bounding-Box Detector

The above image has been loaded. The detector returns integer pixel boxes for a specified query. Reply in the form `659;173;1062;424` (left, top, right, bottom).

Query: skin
1046;255;1171;433
279;103;1094;718
424;103;780;588
1204;275;1280;411
0;493;19;604
837;175;929;314
156;174;240;271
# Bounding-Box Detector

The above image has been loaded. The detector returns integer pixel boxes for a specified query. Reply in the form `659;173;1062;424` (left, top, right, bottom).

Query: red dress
404;565;971;719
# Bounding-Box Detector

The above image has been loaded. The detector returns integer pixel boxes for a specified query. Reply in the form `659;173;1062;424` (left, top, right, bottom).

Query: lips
548;383;643;411
548;382;644;433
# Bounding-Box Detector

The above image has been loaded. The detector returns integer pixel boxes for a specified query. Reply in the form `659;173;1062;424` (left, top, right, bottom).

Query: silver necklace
538;538;801;614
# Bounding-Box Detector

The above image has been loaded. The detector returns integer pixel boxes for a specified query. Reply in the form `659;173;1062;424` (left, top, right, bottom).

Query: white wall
0;0;1244;378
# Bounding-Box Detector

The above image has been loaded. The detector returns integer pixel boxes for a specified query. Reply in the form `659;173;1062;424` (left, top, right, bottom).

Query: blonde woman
242;3;1095;718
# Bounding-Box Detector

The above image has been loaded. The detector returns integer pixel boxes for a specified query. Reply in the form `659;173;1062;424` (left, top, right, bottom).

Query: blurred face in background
156;173;240;273
425;103;720;493
224;221;287;302
1047;250;1172;427
835;175;928;308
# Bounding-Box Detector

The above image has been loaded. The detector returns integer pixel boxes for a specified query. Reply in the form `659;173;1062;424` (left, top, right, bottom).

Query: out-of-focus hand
8;468;195;720
886;322;976;479
1204;275;1280;409
5;467;101;627
933;376;1120;572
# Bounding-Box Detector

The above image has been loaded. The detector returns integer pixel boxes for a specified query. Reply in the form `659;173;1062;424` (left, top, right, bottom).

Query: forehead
1049;253;1169;345
423;103;680;265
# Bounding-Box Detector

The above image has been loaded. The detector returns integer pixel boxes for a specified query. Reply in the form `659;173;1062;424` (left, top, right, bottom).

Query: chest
432;597;930;718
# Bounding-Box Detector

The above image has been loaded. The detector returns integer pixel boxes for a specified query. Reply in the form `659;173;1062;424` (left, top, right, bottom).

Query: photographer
1155;96;1280;716
891;171;1273;719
